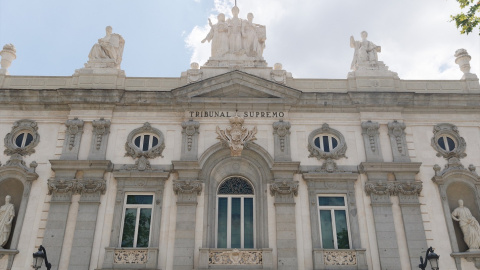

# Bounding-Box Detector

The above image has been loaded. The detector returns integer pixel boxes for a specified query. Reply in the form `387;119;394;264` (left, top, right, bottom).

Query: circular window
314;134;338;153
134;134;159;151
437;135;456;152
15;132;34;148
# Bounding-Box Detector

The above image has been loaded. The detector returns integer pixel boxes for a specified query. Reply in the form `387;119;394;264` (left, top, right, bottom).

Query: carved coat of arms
216;114;257;156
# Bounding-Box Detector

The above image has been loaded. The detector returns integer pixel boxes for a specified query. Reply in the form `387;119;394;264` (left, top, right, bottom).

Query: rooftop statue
202;6;267;68
0;195;15;248
350;31;381;71
86;26;125;69
452;199;480;250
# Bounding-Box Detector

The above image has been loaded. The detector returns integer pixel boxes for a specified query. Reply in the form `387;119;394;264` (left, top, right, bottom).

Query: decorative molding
394;181;422;195
273;119;290;152
92;118;110;150
316;158;344;173
47;178;106;195
308;123;347;160
364;181;395;195
216;114;257;157
181;119;200;161
182;120;199;151
270;180;299;197
65;118;84;150
4;119;40;156
362;120;380;152
324;250;357;266
173;180;203;195
431;123;466;160
125;122;165;159
432;162;480;184
209;249;263;265
113;249;148;264
388;120;410;162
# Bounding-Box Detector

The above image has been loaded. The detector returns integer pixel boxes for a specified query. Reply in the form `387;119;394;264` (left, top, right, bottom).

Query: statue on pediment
242;13;266;57
87;26;125;69
452;199;480;250
202;14;229;58
350;31;381;71
0;195;15;248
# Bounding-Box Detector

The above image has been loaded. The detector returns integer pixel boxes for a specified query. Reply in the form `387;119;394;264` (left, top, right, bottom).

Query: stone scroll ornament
216;114;257;157
452;199;480;250
0;195;15;248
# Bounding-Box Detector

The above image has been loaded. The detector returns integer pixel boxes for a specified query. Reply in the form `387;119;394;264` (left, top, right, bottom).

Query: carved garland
114;249;148;264
308;123;347;160
364;181;422;196
173;180;203;195
4;119;40;156
270;180;299;197
47;178;107;195
209;249;262;265
324;250;357;266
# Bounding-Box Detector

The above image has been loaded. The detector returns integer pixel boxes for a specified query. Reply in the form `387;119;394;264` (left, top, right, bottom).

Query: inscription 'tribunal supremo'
188;111;285;118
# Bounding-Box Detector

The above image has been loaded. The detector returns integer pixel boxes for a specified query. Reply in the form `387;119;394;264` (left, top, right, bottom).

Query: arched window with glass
216;177;255;249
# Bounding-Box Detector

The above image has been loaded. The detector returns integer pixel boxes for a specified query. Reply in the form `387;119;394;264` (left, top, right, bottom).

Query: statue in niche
452;199;480;250
350;31;381;71
242;13;266;57
202;13;229;58
88;26;125;69
0;195;15;248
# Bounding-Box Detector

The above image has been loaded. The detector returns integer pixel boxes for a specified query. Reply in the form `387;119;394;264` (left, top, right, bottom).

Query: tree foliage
451;0;480;35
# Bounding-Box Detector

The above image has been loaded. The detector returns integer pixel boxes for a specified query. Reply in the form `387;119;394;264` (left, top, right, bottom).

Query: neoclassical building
0;7;480;270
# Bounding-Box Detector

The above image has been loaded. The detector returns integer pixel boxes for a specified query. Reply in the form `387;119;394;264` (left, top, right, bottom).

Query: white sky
0;0;479;80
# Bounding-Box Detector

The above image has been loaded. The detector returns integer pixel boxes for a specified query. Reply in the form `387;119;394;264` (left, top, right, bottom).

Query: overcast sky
0;0;478;80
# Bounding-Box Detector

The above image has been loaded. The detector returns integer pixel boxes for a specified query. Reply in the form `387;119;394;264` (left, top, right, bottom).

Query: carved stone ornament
114;249;148;264
432;158;479;180
316;158;344;173
182;120;200;151
125;122;165;159
209;249;263;265
4;119;40;156
308;123;347;160
65;118;84;150
364;181;395;195
187;62;203;83
273;119;290;152
324;250;357;266
361;121;380;153
269;180;299;197
388;120;408;157
92;118;111;150
431;123;466;160
173;180;203;195
216;114;257;157
394;181;422;196
0;43;16;75
270;63;287;84
47;178;107;195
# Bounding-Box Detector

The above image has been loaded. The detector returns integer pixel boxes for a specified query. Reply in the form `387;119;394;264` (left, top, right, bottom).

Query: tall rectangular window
120;194;154;248
216;196;255;248
318;195;351;249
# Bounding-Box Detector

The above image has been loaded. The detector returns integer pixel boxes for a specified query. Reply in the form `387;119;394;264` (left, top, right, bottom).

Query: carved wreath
308;123;347;160
431;123;466;160
4;119;40;156
125;122;165;159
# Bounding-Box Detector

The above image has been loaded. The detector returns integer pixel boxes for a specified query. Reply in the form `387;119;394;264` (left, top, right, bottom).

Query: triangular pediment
172;71;301;104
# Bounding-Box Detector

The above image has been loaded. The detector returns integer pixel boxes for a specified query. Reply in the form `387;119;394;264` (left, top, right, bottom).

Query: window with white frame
314;134;339;153
318;195;351;249
216;177;255;249
134;134;160;152
120;194;154;248
437;135;456;152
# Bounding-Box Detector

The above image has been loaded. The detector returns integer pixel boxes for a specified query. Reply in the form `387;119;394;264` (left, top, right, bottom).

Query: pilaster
273;120;292;162
180;120;200;161
60;118;84;160
361;121;383;162
88;118;111;160
387;121;410;162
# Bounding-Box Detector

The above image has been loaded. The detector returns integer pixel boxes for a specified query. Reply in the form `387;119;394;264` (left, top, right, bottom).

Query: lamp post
32;245;51;270
419;246;440;270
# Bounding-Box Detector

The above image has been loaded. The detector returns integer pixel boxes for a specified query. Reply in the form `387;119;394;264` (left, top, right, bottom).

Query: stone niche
0;179;23;249
447;181;480;252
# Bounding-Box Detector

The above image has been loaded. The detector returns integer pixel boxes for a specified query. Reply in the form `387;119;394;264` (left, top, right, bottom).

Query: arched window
216;177;255;249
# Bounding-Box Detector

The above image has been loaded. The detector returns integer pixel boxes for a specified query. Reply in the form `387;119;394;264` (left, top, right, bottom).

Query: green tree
451;0;480;35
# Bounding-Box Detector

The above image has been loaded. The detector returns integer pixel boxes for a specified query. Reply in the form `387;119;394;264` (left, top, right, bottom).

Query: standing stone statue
0;195;15;248
350;31;381;71
452;199;480;250
87;26;125;69
202;13;229;58
227;6;243;54
242;13;266;57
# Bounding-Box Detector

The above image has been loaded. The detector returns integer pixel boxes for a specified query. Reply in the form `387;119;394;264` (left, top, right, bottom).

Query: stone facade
1;10;480;270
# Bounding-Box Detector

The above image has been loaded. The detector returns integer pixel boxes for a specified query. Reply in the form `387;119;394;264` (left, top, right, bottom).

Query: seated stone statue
452;199;480;250
350;31;381;71
87;26;125;69
0;195;15;248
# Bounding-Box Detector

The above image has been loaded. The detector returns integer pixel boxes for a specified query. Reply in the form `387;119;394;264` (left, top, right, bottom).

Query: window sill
313;248;367;270
101;247;159;269
199;248;273;269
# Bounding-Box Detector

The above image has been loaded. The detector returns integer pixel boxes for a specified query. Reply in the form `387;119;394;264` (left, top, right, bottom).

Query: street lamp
32;245;51;270
419;246;440;270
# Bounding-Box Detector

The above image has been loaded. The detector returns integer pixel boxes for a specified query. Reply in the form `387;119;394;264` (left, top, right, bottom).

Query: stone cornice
50;160;113;172
359;162;422;174
302;171;359;182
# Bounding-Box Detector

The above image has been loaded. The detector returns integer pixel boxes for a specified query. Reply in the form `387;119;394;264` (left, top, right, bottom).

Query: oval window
314;134;338;153
437;135;456;152
134;134;159;151
15;132;34;148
